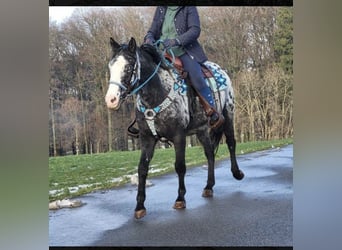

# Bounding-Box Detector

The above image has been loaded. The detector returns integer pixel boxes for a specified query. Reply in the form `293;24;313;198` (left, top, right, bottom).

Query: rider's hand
163;38;180;50
144;37;155;45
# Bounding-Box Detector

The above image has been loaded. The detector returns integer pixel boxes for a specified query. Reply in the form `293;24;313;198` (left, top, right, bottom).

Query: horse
105;37;244;219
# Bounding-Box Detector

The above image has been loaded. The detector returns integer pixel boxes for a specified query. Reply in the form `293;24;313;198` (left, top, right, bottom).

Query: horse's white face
105;55;129;110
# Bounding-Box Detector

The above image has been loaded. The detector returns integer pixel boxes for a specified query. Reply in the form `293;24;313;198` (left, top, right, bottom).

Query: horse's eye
127;65;133;71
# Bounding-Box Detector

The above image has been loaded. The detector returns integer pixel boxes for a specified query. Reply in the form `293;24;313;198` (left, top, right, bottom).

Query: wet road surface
49;144;293;247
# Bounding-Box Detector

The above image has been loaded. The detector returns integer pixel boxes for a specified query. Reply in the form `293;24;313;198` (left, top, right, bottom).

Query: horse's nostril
111;97;116;103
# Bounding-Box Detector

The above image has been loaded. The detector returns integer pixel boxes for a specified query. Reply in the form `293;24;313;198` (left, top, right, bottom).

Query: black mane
140;43;162;66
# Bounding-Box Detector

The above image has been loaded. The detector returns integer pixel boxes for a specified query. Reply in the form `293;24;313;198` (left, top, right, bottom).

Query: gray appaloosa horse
105;37;244;219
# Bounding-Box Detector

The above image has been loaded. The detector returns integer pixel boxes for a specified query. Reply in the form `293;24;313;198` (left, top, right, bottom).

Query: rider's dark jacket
144;6;208;63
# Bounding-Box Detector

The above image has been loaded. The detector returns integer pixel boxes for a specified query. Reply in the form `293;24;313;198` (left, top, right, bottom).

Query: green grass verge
49;138;292;201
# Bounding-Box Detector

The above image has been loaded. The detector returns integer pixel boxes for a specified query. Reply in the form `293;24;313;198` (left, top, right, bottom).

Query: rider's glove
144;37;155;45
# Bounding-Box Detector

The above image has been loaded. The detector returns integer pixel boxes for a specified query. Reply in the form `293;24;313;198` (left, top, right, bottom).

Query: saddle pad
203;61;230;92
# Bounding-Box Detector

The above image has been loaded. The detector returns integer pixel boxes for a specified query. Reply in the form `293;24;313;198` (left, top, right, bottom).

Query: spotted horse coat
105;37;244;219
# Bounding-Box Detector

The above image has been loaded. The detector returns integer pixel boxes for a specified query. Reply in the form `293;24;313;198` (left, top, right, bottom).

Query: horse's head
105;37;140;110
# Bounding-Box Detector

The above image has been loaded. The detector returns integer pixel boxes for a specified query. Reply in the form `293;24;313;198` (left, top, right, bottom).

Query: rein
154;39;176;68
129;60;162;96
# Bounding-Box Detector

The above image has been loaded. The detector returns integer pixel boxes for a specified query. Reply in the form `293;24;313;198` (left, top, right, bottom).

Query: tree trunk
89;141;93;155
76;70;88;154
103;72;113;152
50;96;57;157
75;127;79;155
96;140;100;154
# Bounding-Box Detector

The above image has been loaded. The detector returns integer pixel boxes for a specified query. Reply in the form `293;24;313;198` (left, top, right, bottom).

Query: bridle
109;48;161;100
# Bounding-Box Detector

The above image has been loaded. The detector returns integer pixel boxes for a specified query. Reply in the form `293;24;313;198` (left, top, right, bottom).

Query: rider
144;6;224;129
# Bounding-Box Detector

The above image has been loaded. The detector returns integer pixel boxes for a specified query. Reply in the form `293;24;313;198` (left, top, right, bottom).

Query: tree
59;97;82;155
274;7;293;74
49;7;293;155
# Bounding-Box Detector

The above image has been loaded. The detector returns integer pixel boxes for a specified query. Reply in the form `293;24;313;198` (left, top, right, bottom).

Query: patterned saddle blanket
164;53;229;92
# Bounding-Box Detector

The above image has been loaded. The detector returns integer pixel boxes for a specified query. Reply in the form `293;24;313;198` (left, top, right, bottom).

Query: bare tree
49;7;293;155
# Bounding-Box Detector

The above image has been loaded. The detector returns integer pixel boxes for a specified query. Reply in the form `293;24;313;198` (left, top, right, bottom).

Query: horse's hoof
202;189;213;197
173;201;186;209
134;209;146;219
233;170;244;180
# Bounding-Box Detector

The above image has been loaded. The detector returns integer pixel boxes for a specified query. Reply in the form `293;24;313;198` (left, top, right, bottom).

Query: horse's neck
138;70;168;108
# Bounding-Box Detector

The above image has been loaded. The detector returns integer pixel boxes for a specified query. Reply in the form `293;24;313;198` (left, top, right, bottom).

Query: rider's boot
197;87;224;129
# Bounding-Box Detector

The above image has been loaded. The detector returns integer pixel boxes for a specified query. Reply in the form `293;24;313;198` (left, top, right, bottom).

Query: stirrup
209;112;224;129
127;118;139;138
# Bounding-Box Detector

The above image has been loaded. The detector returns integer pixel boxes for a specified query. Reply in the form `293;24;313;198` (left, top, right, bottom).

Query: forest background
49;7;293;156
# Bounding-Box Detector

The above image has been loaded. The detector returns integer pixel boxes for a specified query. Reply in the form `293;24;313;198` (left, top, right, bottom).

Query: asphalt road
49;144;293;247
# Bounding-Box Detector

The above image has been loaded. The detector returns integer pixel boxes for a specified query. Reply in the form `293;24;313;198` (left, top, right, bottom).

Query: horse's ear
110;37;120;53
128;37;137;53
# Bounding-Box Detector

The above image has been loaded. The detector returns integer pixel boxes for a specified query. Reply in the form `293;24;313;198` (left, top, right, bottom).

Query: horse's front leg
134;136;157;219
173;133;187;209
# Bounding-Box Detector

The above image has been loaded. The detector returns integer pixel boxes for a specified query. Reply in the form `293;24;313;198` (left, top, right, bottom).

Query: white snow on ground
49;168;170;198
149;167;168;173
109;177;124;183
126;173;153;187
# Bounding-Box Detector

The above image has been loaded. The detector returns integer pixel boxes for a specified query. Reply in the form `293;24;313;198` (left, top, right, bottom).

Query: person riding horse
129;6;224;137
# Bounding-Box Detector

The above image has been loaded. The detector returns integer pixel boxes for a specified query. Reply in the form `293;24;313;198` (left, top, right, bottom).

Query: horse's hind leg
223;108;244;180
197;128;216;197
173;133;187;209
134;136;157;219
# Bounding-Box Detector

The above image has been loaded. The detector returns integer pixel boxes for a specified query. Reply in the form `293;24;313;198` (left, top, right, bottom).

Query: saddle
163;53;220;118
164;53;214;79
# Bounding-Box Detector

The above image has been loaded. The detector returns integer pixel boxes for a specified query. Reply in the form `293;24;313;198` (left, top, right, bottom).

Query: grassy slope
49;138;293;201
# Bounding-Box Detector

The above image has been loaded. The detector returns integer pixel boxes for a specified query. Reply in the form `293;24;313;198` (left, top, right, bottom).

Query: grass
49;138;293;201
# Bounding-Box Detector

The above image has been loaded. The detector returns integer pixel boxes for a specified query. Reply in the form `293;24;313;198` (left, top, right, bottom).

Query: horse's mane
140;43;162;65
